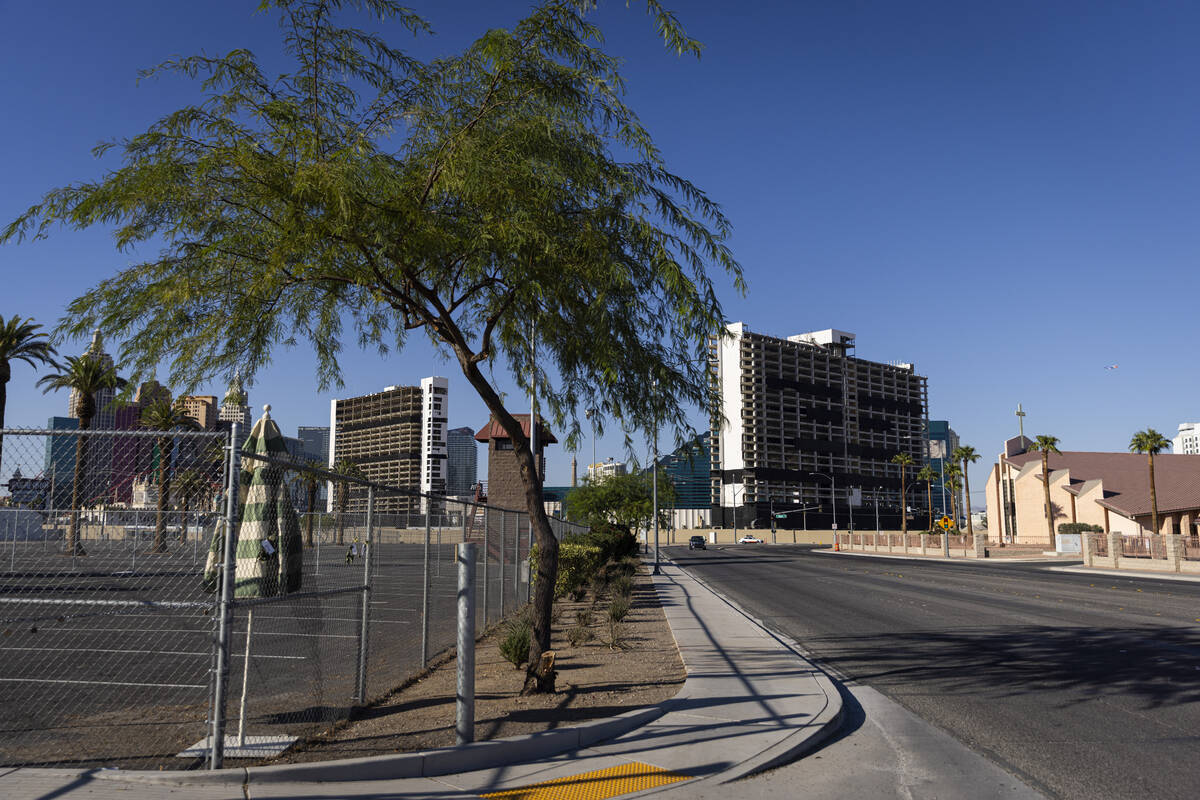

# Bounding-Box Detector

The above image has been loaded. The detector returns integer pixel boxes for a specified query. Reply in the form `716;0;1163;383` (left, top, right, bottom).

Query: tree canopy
566;469;676;533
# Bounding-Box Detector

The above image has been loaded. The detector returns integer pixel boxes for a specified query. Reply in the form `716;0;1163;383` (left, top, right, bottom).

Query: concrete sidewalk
2;558;842;800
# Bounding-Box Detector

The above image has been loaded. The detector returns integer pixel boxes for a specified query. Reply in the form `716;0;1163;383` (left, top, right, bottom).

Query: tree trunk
949;486;958;529
899;471;908;535
67;419;90;556
152;437;172;553
455;357;558;695
306;484;317;547
1148;453;1159;535
0;375;7;474
1042;452;1054;546
963;462;974;537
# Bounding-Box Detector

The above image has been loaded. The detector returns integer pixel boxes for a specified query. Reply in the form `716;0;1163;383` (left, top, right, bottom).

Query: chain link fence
0;426;586;770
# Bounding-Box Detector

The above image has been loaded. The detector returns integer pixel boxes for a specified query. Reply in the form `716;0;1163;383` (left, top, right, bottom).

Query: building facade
328;378;447;514
659;433;712;530
927;419;961;520
587;459;627;481
1173;423;1200;455
474;415;556;512
180;395;218;430
446;426;479;497
710;323;929;531
986;436;1200;546
218;372;251;429
298;426;330;465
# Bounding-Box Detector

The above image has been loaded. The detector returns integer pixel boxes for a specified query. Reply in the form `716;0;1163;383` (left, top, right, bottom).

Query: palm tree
954;445;981;537
891;452;914;534
1027;435;1062;546
37;355;125;555
295;459;325;547
174;468;206;543
943;464;962;529
140;398;200;553
1129;429;1171;536
332;457;363;546
0;316;57;471
916;465;937;531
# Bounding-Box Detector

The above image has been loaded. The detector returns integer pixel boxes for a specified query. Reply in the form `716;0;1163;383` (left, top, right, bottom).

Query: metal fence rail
0;426;586;770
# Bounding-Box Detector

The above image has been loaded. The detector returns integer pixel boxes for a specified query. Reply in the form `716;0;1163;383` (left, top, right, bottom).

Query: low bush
608;596;630;623
575;609;594;627
610;574;633;599
1057;522;1103;535
604;597;631;649
499;617;531;668
529;541;603;598
567;624;594;646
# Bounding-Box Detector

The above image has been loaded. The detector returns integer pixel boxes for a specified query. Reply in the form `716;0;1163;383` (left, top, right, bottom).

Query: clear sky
4;1;1199;507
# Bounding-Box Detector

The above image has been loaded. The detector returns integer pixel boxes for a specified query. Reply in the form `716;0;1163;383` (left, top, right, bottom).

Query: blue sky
3;1;1199;505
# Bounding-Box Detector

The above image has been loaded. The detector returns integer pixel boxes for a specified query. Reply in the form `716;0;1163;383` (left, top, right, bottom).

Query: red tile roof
1006;450;1200;518
474;414;558;444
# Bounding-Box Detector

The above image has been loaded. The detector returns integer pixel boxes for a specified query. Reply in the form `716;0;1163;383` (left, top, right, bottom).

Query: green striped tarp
203;413;303;597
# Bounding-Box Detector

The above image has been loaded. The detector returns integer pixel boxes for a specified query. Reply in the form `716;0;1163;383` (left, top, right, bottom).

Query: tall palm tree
140;398;200;553
174;468;206;543
1129;429;1171;536
332;457;364;546
295;459;325;547
954;445;981;537
0;316;57;471
916;465;937;531
37;355;125;555
891;452;914;534
943;464;963;529
1028;435;1062;546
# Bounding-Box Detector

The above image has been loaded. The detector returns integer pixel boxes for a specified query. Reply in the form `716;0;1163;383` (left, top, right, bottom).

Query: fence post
482;506;490;624
499;510;507;619
209;421;241;770
354;487;376;703
421;509;431;666
512;512;520;607
456;541;477;745
527;516;533;603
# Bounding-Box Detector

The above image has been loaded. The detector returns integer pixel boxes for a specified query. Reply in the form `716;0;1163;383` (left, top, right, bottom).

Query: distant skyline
5;1;1200;504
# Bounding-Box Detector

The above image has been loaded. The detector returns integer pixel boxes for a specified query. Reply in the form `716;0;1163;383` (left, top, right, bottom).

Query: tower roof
474;414;557;444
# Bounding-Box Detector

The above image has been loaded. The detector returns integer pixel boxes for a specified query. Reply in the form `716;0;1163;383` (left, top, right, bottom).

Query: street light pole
652;418;660;575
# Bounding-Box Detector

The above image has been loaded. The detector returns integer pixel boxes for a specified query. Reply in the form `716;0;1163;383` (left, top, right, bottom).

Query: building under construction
328;377;447;515
710;323;929;531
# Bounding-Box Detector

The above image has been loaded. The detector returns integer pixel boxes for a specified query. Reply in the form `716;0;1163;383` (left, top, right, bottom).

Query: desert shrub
567;624;594;646
499;617;531;668
608;596;630;623
1058;522;1103;535
529;541;603;598
575;609;594;627
611;574;633;599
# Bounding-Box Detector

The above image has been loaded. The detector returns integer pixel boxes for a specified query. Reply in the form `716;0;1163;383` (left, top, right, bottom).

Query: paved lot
666;544;1200;800
0;529;526;769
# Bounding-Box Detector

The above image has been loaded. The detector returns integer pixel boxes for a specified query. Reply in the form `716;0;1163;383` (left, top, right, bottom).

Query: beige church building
986;436;1200;546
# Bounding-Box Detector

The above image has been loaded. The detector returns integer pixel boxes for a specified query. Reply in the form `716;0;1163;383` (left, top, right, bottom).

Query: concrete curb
1048;565;1200;584
91;705;667;787
811;547;1078;565
645;556;845;786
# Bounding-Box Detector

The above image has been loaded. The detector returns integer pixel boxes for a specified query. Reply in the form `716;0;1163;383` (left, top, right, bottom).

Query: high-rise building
446;426;479;497
1173;423;1200;455
43;416;79;510
927;419;961;519
68;330;118;430
218;371;251;428
587;459;627;480
180;395;219;430
298;426;330;464
709;323;928;531
328;378;448;513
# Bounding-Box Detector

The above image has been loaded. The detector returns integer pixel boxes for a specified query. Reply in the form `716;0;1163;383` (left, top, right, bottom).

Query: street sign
774;514;786;519
938;516;954;530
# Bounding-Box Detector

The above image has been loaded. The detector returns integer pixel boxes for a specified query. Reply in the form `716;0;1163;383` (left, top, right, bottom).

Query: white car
738;535;764;544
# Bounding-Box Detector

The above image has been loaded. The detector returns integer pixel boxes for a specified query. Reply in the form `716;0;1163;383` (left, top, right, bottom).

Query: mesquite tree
3;0;741;692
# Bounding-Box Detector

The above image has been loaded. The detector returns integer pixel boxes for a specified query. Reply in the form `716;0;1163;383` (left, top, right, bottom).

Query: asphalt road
664;544;1200;800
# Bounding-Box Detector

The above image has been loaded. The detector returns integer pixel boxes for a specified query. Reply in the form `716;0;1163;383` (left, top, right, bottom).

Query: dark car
688;535;707;550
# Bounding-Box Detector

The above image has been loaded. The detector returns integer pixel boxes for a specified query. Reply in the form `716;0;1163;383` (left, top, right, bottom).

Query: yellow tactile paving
479;761;692;800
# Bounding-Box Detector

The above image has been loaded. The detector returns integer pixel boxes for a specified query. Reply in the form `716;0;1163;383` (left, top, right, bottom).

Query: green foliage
1129;429;1170;456
0;315;56;385
608;597;630;623
4;0;742;452
610;574;633;599
36;355;125;429
1058;522;1103;535
546;541;603;598
500;616;532;668
1029;436;1062;457
566;471;677;532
